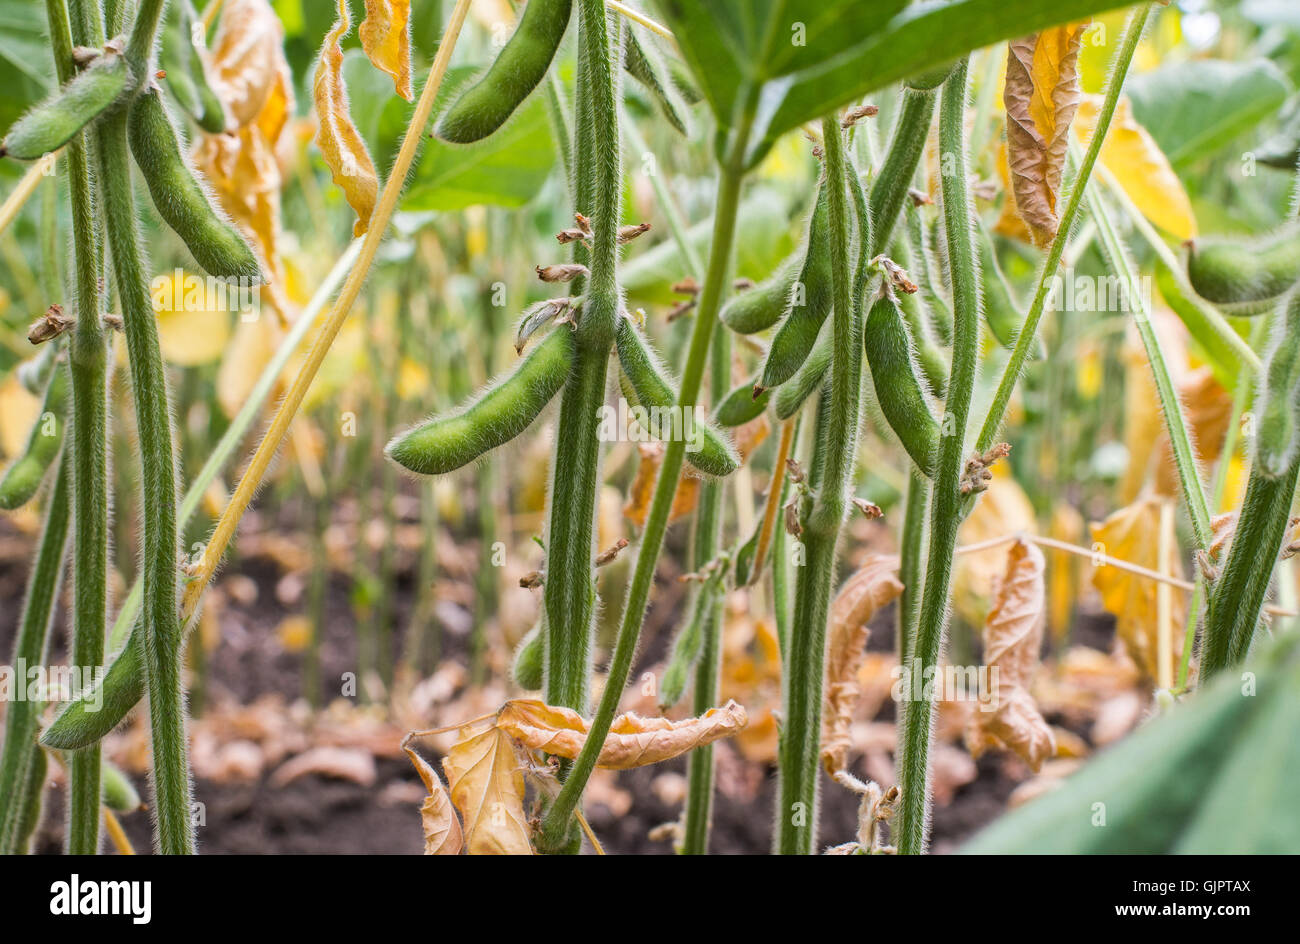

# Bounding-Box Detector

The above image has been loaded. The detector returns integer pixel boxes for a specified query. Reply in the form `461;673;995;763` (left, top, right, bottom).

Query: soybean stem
896;59;976;856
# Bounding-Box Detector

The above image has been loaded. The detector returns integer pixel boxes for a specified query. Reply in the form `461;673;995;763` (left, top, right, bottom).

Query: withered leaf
441;724;533;855
965;538;1056;771
624;441;699;526
496;699;748;770
821;555;904;775
359;0;413;101
403;744;463;855
1003;24;1088;246
313;0;379;237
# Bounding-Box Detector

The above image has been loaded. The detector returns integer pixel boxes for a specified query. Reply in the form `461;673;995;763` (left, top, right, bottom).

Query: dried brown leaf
403;744;463;855
359;0;413;101
1003;24;1087;245
313;0;379;237
821;554;903;775
441;723;533;855
623;441;698;526
496;699;748;770
965;539;1056;771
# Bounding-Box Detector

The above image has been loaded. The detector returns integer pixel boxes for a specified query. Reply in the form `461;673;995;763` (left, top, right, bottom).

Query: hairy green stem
898;469;928;665
974;4;1154;459
897;59;977;856
96;110;193;855
775;116;862;855
0;456;71;854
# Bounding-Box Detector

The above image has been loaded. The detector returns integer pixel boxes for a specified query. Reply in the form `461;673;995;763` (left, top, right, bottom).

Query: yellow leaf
623;441;698;526
965;539;1055;770
313;0;379;237
1154;367;1230;498
1047;503;1085;641
441;723;533;855
403;744;463;855
1003;24;1088;246
1089;497;1186;680
953;473;1037;626
0;374;41;460
359;0;412;101
822;554;903;775
216;317;276;418
151;270;232;366
1074;95;1197;240
495;699;748;770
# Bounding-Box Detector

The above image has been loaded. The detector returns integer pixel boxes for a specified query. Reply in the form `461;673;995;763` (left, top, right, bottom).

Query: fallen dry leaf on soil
270;746;377;787
496;699;748;770
403;744;463;855
821;554;903;775
1003;24;1088;245
441;723;533;855
965;539;1056;772
314;0;379;237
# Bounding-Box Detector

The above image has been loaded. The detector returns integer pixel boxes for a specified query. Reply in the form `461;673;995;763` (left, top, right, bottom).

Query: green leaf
656;0;1136;167
0;0;52;136
1126;59;1292;168
962;633;1300;854
402;67;556;212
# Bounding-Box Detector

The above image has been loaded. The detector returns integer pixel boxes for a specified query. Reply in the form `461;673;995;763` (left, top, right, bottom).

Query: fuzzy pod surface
865;292;939;477
614;316;739;477
773;327;831;420
760;179;832;388
0;365;68;510
128;88;260;281
714;375;770;427
388;325;575;476
2;54;130;160
1187;224;1300;316
1254;287;1300;478
719;252;800;334
435;0;573;143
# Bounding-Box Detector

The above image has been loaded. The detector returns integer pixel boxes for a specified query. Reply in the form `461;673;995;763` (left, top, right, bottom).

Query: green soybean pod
388;325;575;476
889;234;949;397
864;293;939;477
714;374;770;427
614;316;739;478
512;620;544;690
101;759;141;813
1255;288;1300;478
0;366;68;511
658;578;721;709
624;28;691;137
774;328;831;421
435;0;573;143
731;518;762;588
978;222;1044;359
128;88;260;282
1;55;130;160
760;179;832;388
1187;224;1300;316
720;253;800;334
41;630;146;752
160;1;201;119
905;202;954;345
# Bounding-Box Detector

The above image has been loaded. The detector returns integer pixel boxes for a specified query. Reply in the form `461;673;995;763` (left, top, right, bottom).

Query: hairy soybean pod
128;89;260;282
388;325;575;476
614;317;740;477
161;0;228;133
101;759;141;813
512;620;544;690
774;327;831;420
436;0;573;143
1255;288;1300;478
0;366;68;510
624;29;691;137
720;253;801;334
1187;224;1300;316
864;293;939;477
715;375;770;427
906;202;954;345
760;180;832;388
658;577;721;709
890;234;949;397
1;55;129;160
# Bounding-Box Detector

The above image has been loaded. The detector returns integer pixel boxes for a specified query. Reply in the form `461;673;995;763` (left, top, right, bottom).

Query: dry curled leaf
441;723;533;855
965;539;1056;772
1074;94;1197;241
1003;24;1087;246
496;699;748;770
269;746;377;787
821;555;903;775
359;0;413;101
403;744;463;855
1089;497;1185;680
314;0;379;237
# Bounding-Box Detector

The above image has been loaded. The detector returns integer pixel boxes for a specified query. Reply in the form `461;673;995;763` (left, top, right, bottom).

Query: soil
0;505;1120;856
